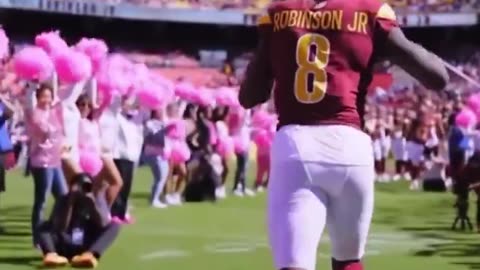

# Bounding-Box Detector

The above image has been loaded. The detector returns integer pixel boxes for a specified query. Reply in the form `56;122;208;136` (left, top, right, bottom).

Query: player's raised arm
374;3;449;91
239;14;274;109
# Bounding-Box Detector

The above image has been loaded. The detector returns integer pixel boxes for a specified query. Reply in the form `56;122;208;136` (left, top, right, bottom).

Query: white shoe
392;174;401;182
256;186;265;193
233;189;244;197
152;201;168;209
215;186;227;199
409;180;420;191
166;194;179;205
403;173;412;181
244;188;256;197
172;193;183;205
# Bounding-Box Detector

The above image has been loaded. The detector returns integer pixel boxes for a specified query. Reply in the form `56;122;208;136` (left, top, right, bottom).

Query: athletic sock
332;258;364;270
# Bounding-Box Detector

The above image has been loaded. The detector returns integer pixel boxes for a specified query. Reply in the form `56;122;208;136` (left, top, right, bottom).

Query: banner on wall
37;0;115;17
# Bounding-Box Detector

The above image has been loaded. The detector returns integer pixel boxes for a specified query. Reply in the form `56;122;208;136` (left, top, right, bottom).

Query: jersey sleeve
374;3;399;40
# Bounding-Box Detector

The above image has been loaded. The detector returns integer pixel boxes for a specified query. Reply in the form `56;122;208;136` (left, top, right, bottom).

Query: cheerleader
212;106;231;199
229;108;254;197
164;102;190;206
372;123;387;182
391;120;410;181
406;120;429;190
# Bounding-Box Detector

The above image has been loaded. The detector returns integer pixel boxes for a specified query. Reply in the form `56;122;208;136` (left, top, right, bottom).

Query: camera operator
37;173;120;268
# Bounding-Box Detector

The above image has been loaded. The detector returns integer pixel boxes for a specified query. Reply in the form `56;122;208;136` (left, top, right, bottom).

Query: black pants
111;159;134;219
38;222;120;259
0;153;6;193
233;152;248;191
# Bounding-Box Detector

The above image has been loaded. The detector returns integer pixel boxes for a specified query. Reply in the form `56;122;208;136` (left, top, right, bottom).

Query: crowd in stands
119;0;480;12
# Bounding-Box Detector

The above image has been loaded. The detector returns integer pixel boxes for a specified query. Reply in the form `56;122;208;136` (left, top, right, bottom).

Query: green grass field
1;166;480;270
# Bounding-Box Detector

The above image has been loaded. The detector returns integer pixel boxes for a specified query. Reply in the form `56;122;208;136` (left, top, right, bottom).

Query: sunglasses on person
77;102;92;108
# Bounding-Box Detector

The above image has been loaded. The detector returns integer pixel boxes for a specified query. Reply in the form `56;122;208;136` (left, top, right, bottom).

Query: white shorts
268;125;375;270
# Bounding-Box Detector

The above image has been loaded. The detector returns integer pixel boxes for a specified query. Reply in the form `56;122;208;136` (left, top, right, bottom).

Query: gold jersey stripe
257;14;272;25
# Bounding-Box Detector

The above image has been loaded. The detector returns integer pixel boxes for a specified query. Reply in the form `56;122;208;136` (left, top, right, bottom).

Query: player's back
262;0;395;129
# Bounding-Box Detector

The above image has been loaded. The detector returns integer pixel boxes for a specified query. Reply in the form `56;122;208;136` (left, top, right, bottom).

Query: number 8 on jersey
294;33;331;104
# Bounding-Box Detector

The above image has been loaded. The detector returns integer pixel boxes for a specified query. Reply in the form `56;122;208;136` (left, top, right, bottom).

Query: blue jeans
31;167;68;244
145;155;169;204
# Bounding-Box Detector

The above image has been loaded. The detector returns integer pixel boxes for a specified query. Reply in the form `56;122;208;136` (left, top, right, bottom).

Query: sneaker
43;252;68;268
71;252;98;268
409;180;420;191
392;174;401;182
152;201;168;209
215;186;227;199
111;216;124;225
233;189;244;197
244;188;256;197
124;213;135;224
255;186;265;193
166;194;182;206
173;193;183;206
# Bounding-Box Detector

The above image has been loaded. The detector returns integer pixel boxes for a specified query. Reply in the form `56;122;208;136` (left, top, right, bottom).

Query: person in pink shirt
24;82;68;247
76;84;123;209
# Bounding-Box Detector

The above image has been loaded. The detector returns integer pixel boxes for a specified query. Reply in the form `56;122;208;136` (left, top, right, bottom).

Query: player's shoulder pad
376;2;397;21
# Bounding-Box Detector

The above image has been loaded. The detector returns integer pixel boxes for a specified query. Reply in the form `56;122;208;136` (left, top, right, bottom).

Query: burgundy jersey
258;0;398;129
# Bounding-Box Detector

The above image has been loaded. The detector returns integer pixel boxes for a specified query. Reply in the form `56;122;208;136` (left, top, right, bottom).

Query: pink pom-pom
13;46;54;81
215;87;238;107
0;29;9;60
96;54;133;95
456;109;477;129
170;141;191;165
467;94;480;112
216;136;234;158
252;110;277;129
35;31;68;56
194;88;215;107
166;120;186;140
137;88;162;109
75;38;109;73
174;82;196;101
253;129;272;148
79;151;103;177
234;136;249;154
53;49;92;84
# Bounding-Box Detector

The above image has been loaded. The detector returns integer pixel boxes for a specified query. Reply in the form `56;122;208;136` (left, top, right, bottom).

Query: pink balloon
79;151;103;177
455;109;477;128
170;141;191;165
54;49;92;84
35;31;68;56
13;46;54;81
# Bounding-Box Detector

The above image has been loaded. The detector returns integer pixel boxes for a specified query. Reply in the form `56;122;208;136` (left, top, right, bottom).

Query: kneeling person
38;173;120;268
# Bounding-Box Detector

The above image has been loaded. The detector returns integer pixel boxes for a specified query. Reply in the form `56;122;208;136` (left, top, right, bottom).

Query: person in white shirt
143;107;170;208
110;96;144;224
